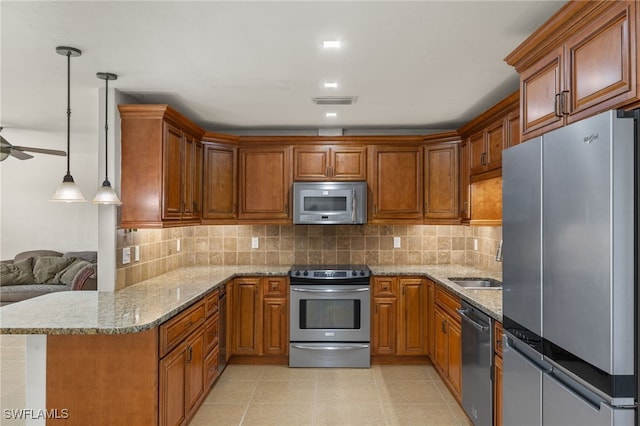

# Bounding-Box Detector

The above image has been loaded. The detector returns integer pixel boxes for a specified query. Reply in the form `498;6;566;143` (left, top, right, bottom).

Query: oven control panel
289;265;370;279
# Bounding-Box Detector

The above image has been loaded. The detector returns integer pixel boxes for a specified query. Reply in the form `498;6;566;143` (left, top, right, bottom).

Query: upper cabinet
119;105;205;228
202;135;238;222
506;1;638;140
238;146;291;222
293;145;366;181
424;140;460;221
369;144;423;221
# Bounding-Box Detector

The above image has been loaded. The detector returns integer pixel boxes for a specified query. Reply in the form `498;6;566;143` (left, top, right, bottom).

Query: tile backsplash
116;224;502;289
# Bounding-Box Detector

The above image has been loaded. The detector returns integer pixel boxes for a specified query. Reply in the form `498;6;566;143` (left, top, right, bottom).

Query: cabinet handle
554;93;562;118
284;203;288;214
375;304;378;314
233;203;237;215
326;166;330;177
186;345;193;363
561;90;570;116
184;321;193;329
329;166;334;177
193;201;198;213
441;320;447;334
373;204;377;215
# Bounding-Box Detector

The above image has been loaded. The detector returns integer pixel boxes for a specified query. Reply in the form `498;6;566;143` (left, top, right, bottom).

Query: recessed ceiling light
323;40;341;49
325;112;337;118
324;82;338;88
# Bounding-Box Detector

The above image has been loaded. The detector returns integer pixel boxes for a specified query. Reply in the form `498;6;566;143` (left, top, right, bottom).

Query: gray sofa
0;250;97;306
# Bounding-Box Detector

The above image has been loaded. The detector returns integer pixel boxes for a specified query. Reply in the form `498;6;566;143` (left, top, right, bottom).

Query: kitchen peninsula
0;264;501;426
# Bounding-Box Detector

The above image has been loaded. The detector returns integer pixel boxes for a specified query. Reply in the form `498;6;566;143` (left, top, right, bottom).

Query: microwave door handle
352;188;356;223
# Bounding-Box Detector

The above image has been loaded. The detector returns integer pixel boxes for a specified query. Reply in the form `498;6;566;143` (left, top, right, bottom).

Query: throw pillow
0;257;35;286
55;259;92;285
33;256;74;284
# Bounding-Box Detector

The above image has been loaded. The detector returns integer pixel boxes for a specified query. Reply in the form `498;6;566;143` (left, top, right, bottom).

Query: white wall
0;109;99;260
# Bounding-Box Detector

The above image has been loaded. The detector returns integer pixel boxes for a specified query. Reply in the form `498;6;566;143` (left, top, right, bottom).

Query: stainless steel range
289;264;371;368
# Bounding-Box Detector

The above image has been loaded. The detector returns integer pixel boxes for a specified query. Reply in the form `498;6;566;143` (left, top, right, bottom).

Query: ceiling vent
312;96;358;105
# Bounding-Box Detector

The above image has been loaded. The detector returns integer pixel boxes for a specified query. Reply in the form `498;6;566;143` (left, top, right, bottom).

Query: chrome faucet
495;240;503;262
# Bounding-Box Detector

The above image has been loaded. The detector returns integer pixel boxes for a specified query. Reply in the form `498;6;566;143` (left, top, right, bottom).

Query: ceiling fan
0;127;67;162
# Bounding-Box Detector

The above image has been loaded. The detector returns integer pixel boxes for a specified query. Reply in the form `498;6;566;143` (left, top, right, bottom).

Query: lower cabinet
159;289;220;426
231;276;289;357
432;286;462;401
371;276;429;356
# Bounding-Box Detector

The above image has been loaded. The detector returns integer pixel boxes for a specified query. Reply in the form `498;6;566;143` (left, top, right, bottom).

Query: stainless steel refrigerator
502;110;638;425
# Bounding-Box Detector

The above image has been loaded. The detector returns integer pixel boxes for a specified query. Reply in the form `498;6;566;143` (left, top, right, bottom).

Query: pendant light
92;72;121;205
50;46;86;202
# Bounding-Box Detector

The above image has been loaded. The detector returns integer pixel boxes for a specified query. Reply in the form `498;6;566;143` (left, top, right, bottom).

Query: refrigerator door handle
503;334;551;373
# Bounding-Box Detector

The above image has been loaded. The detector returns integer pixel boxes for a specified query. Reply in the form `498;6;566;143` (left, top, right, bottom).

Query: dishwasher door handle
457;308;489;332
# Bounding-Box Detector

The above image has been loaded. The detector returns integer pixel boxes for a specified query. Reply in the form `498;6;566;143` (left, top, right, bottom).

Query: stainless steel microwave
293;181;367;224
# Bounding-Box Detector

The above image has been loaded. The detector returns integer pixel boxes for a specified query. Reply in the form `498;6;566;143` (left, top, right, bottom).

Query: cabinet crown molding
118;104;205;138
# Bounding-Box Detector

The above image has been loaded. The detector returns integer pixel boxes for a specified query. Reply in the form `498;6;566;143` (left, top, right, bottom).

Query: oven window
303;196;347;212
300;299;360;329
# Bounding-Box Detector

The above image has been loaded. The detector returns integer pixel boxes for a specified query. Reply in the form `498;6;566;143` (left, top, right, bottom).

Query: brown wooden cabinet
507;1;638;140
293;145;366;181
202;141;238;221
371;276;428;356
231;276;289;357
369;146;423;221
459;140;470;222
238;146;291;221
506;110;520;148
494;321;504;426
432;286;462;401
119;105;205;228
469;118;504;176
424;141;459;220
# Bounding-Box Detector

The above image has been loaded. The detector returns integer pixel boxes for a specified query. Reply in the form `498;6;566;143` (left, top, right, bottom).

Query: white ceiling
1;1;566;136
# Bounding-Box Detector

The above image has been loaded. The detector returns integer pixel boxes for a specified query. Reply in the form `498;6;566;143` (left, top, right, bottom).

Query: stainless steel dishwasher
458;300;493;426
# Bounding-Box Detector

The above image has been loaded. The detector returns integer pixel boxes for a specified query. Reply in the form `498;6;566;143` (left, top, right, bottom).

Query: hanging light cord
63;49;72;182
103;77;110;185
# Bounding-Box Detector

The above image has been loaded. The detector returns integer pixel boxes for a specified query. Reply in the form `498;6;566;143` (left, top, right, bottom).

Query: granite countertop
0;266;289;335
0;264;502;335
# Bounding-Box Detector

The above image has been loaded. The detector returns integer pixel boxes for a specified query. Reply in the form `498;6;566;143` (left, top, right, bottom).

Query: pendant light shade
92;72;121;205
51;46;86;203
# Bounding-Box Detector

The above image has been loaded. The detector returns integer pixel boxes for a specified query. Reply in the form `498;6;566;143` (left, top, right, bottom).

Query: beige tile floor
190;364;473;426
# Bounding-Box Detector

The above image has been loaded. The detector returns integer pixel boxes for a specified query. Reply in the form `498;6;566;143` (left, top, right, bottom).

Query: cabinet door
331;146;366;181
370;146;422;220
459;140;470;221
186;329;206;417
565;2;635;123
233;278;261;355
238;147;291;220
163;123;184;220
262;298;288;355
159;342;187;426
506;109;521;148
424;142;459;219
372;298;397;355
468;132;486;175
494;354;503;426
448;320;462;398
183;135;202;220
521;47;564;138
398;278;427;355
485;118;505;171
293;146;329;181
433;308;449;375
205;348;219;389
202;143;237;220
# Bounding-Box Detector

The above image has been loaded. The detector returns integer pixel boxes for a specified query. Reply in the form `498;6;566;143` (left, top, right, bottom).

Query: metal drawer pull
291;344;369;351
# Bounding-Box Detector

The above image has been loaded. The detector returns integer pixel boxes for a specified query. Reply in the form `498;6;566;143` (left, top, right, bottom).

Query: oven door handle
291;344;370;351
291;287;369;293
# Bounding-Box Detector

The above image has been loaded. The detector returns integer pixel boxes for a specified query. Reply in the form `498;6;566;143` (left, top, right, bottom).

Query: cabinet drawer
205;312;220;354
494;320;504;358
435;287;461;322
160;301;206;357
263;277;288;298
373;277;397;297
205;289;219;317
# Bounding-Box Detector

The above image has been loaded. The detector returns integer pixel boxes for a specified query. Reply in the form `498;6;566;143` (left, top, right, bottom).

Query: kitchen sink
448;277;502;289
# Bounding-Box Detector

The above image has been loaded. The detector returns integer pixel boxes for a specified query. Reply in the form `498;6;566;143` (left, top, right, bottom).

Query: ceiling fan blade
10;150;34;160
13;146;66;157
